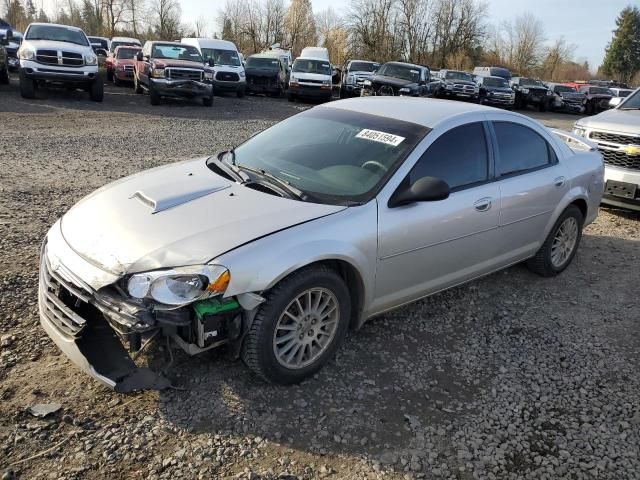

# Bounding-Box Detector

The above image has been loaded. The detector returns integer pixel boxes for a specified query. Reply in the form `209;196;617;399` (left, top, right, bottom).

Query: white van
181;38;246;97
288;47;332;102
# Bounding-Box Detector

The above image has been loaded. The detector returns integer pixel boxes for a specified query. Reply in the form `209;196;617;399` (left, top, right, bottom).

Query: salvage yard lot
0;79;639;480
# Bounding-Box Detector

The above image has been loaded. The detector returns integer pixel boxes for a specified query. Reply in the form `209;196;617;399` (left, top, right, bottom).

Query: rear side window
493;122;554;176
409;122;489;190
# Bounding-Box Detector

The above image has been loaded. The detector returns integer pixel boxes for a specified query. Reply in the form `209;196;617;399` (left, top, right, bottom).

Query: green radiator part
193;298;241;319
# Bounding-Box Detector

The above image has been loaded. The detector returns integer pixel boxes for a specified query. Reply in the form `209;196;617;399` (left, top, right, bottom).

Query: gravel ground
1;76;639;480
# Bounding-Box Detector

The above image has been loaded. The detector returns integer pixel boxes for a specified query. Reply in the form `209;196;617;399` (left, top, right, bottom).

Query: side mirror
207;58;214;67
136;52;144;61
388;176;450;208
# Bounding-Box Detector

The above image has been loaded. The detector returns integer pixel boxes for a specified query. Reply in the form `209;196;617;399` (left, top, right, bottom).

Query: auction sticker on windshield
356;129;405;147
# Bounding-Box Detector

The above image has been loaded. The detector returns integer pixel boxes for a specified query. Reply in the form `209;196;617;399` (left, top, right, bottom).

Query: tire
19;69;36;98
241;265;351;384
0;64;8;85
287;93;295;102
237;88;245;98
134;73;143;94
202;94;213;106
149;83;161;105
113;75;120;87
538;101;547;112
89;77;104;102
106;69;113;82
526;205;584;277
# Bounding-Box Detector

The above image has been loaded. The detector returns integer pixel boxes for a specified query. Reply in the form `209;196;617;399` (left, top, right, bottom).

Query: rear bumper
150;77;213;98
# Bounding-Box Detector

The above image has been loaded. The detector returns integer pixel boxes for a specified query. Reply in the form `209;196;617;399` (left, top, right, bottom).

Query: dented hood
61;158;345;275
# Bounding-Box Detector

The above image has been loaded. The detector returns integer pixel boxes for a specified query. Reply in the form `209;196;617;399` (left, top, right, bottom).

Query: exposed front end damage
38;224;262;393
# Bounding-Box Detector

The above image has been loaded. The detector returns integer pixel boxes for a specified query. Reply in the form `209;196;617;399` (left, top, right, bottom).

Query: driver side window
408;122;489;191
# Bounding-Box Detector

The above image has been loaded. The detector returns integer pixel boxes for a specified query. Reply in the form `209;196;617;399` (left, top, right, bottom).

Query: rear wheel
19;69;36;98
89;77;104;102
0;63;8;84
241;265;350;384
526;205;583;277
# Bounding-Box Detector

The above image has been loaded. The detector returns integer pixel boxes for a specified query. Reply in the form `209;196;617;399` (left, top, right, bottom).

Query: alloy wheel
550;217;578;268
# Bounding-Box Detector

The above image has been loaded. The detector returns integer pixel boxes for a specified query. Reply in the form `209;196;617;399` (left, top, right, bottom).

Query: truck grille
452;84;475;94
36;49;84;67
39;246;91;338
599;150;640;171
590;131;639;145
215;71;239;82
166;68;202;81
123;65;134;72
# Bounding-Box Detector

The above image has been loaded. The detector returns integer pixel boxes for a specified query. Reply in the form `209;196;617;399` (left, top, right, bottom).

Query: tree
285;0;316;57
500;13;545;75
540;37;575;81
194;16;208;37
601;6;640;83
2;0;27;30
152;0;182;40
316;7;347;64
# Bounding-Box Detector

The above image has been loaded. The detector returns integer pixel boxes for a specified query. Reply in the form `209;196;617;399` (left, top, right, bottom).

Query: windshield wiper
210;151;248;183
237;164;307;201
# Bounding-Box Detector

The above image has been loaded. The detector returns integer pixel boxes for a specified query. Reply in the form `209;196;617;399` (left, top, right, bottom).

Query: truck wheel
538;101;546;112
89;77;104;102
202;94;213;106
236;88;245;98
287;93;295;102
19;69;36;98
0;64;8;85
149;83;161;105
241;265;351;384
526;205;583;277
106;69;113;82
134;74;143;94
113;75;120;87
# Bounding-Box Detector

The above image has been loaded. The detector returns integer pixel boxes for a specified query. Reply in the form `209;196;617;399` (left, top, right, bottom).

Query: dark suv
245;53;287;96
0;28;11;85
476;75;514;108
510;77;552;111
134;41;213;106
362;61;433;97
434;69;479;101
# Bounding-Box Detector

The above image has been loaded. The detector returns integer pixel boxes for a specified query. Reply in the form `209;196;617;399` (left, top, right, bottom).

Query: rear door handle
554;176;566;187
474;197;492;212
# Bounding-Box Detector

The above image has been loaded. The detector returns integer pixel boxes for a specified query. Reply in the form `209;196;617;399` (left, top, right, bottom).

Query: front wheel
236;88;245;98
89;77;104;102
527;205;583;277
0;64;8;84
19;69;36;98
241;265;351;384
134;74;143;94
106;69;113;82
202;94;213;106
149;83;161;105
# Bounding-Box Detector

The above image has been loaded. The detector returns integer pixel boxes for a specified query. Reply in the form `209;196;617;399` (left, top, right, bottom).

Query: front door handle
554;176;566;187
474;197;492;212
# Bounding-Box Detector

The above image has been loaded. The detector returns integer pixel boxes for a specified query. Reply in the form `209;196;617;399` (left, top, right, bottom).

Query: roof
27;22;83;32
182;38;237;49
248;52;282;59
111;36;140;43
324;97;495;128
384;61;426;69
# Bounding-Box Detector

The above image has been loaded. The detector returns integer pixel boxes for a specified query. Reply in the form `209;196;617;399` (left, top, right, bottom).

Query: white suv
18;22;103;102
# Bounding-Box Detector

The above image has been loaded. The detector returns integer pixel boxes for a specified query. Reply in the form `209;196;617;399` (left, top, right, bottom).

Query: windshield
618;90;632;97
589;87;613;95
111;41;139;52
445;71;473;82
225;108;429;204
246;56;279;69
619;89;640;109
292;58;331;75
520;78;544;87
26;25;88;46
116;48;139;59
349;61;378;72
201;48;241;66
152;44;202;62
554;86;577;93
88;37;108;49
483;77;509;87
377;64;421;82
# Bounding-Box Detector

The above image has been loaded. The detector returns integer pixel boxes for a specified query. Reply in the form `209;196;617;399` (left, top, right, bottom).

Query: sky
41;0;630;71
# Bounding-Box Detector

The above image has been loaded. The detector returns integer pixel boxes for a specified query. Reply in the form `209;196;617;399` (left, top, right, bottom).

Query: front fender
215;202;378;310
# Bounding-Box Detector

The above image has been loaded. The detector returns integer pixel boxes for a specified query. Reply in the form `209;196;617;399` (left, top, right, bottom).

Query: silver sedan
39;97;604;391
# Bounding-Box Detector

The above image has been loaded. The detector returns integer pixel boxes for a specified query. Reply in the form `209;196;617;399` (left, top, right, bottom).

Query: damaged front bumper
38;222;255;392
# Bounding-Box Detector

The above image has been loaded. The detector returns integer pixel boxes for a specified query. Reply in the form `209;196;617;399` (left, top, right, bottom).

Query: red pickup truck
109;46;141;86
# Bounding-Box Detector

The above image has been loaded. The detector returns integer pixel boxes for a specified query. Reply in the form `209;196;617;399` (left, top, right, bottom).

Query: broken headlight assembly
127;265;230;307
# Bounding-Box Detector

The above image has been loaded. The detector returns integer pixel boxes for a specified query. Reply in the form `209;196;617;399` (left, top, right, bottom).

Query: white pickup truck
18;22;103;102
574;88;640;211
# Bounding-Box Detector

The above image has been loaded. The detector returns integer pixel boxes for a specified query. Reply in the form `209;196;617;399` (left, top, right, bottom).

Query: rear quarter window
493;122;556;177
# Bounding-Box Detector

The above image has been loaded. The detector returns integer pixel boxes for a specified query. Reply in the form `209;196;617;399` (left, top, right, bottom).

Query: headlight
290;76;298;85
445;84;453;90
363;79;371;86
399;87;411;94
546;90;552;96
322;80;331;86
573;124;587;137
204;71;214;80
127;265;230;306
474;86;479;93
346;74;355;84
510;92;515;99
151;68;165;78
239;71;245;78
19;47;35;60
84;53;97;65
521;88;529;94
582;98;587;105
487;91;494;96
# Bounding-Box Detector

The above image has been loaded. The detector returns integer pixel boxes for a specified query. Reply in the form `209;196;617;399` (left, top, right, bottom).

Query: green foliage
601;6;640;83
